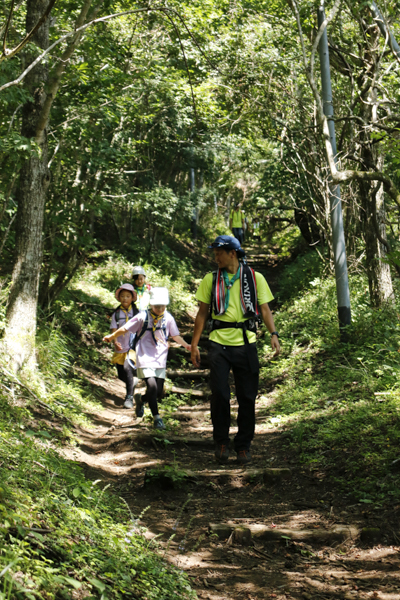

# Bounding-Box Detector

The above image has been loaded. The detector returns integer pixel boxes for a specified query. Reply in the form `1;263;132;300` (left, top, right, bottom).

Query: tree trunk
4;0;50;370
3;0;95;370
359;84;394;307
361;176;393;307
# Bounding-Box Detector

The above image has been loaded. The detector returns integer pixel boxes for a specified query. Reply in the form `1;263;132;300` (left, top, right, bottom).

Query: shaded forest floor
62;246;400;600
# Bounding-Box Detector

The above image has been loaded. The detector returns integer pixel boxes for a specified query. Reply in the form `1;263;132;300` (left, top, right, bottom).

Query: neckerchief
119;304;133;322
221;267;240;312
149;310;167;345
135;284;146;296
213;264;259;317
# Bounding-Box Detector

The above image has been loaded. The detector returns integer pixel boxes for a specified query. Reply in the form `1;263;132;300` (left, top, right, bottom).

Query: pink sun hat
115;283;136;301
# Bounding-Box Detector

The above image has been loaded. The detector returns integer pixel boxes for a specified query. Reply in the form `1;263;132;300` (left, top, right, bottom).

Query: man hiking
229;203;245;244
191;235;280;465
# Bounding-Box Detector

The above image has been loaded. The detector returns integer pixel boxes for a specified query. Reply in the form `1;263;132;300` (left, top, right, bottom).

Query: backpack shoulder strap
161;313;168;340
137;310;149;341
242;264;260;318
209;271;217;320
130;310;149;351
111;306;122;324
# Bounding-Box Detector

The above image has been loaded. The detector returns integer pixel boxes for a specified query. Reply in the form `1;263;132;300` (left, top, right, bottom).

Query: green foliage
140;187;191;232
276;247;323;301
0;374;196;600
145;464;190;488
260;272;400;505
36;322;73;380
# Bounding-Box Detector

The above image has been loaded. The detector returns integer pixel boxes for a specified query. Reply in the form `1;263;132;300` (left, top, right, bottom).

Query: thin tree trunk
360;86;394;307
374;180;393;302
45;251;86;307
361;175;393;306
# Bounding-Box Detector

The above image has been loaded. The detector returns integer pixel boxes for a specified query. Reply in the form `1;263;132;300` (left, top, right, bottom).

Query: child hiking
132;266;151;311
110;284;139;409
103;287;191;430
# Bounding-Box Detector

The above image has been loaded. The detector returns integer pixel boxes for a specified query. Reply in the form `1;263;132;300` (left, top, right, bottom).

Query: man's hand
191;302;209;368
259;302;280;358
271;335;280;357
191;346;201;368
103;334;114;343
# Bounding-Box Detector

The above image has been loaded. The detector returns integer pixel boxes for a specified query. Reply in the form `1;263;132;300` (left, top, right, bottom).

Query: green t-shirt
230;209;244;228
195;271;274;346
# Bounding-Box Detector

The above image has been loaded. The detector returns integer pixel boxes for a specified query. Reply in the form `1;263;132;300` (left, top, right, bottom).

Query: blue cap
208;235;245;258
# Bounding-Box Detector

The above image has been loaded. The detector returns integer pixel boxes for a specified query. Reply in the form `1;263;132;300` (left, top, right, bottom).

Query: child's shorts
136;367;166;380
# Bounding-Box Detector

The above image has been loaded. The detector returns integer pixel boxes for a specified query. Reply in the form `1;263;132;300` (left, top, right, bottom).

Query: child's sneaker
134;393;144;418
153;416;165;430
123;395;134;409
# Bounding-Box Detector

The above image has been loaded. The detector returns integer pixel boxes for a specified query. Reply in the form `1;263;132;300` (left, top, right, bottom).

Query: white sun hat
149;287;169;305
132;265;146;277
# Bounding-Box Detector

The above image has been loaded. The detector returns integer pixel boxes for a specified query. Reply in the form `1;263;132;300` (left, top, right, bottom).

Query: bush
277;249;324;302
259;272;400;504
0;347;196;599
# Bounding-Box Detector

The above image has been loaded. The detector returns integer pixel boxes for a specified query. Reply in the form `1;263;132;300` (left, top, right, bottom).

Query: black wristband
270;331;279;338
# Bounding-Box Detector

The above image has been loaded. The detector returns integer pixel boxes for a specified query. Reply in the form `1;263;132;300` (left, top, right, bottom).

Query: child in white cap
132;266;151;311
103;287;191;429
110;284;139;408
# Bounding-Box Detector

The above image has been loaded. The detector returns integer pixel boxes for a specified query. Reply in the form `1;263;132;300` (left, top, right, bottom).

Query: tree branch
0;0;57;63
36;0;97;138
161;11;200;133
0;5;167;93
2;0;15;56
289;0;400;209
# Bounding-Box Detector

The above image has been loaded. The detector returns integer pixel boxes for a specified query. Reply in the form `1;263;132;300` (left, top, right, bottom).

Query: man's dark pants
208;341;259;452
232;227;244;244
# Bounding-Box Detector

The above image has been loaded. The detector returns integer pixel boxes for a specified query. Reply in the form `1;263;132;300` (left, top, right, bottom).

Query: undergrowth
0;259;198;599
0;377;196;599
259;271;400;505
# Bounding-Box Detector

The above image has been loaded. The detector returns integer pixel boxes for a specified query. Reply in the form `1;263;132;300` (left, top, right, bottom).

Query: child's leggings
143;377;164;416
115;360;136;396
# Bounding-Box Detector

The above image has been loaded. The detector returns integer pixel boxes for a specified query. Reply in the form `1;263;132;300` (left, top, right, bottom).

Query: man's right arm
191;302;209;368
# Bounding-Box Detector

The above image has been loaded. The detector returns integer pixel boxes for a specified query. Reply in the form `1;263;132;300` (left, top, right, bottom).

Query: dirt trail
71;248;400;600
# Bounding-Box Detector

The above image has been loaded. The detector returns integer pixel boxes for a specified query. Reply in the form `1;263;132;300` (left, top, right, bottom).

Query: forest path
71;245;399;600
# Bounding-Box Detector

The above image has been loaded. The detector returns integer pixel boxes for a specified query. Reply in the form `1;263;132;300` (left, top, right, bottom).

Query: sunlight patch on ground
71;280;115;307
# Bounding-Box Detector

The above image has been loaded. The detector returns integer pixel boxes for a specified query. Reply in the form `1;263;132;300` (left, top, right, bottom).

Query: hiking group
103;268;190;430
103;234;280;462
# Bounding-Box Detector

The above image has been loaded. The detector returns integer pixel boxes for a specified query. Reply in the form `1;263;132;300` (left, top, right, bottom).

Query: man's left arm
259;302;280;357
